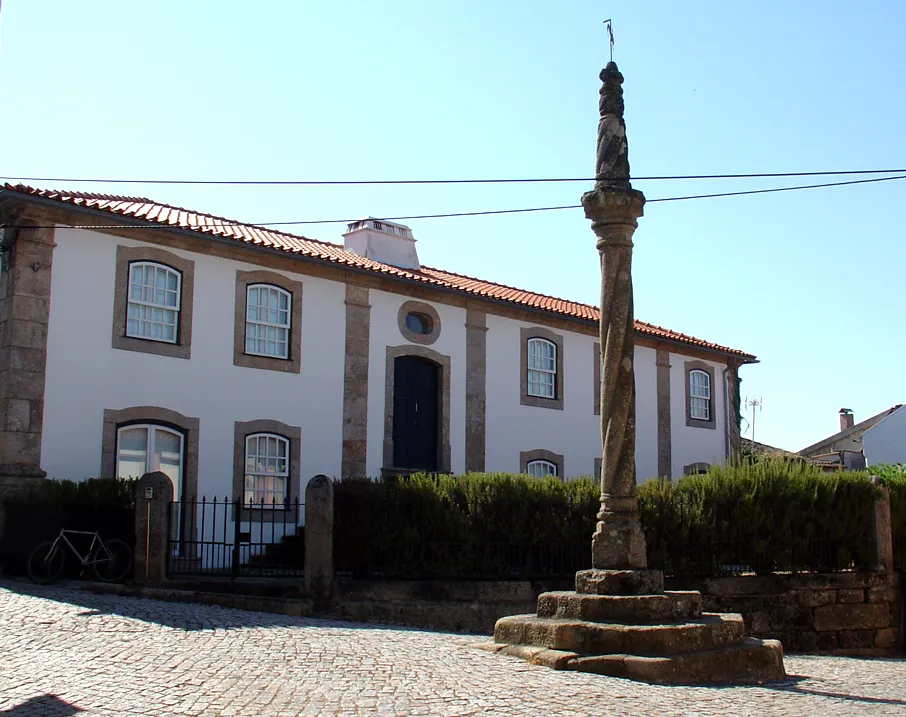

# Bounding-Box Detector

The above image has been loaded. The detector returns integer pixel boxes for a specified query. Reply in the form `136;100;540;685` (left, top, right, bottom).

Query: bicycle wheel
27;540;65;585
92;539;133;582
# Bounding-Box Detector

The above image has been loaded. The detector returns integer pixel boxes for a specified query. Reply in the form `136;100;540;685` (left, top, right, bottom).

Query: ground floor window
116;424;184;493
526;460;558;478
244;433;289;506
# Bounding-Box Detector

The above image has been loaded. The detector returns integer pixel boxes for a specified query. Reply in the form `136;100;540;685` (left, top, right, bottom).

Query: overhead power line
2;168;906;186
3;174;905;231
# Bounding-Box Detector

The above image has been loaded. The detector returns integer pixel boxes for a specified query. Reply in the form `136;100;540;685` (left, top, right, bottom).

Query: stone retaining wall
666;573;902;654
330;579;571;634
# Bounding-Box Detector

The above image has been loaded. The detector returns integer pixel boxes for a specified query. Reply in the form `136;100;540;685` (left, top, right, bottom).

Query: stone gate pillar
134;472;174;585
305;475;334;605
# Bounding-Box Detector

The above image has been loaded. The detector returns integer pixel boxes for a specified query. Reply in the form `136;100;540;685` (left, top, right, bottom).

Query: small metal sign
145;487;154;499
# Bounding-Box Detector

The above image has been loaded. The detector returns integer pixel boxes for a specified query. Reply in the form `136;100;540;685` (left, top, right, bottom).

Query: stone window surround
397;300;441;346
233;269;304;373
684;359;717;430
101;406;200;501
233;419;302;522
520;449;565;479
112;245;195;360
382;345;452;474
520;326;564;410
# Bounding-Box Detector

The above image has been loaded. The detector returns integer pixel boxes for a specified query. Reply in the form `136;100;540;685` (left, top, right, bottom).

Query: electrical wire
2;168;906;186
2;174;905;231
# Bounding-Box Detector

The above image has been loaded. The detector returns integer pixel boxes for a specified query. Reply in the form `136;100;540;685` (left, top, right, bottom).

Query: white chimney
342;218;420;270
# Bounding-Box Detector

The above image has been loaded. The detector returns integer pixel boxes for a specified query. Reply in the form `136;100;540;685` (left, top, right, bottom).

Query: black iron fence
167;496;304;578
336;540;588;580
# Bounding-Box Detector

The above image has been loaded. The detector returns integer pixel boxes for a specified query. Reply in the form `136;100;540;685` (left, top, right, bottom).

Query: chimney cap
839;408;853;414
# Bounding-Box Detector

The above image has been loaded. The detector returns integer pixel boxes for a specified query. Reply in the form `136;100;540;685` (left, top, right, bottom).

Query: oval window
405;312;432;335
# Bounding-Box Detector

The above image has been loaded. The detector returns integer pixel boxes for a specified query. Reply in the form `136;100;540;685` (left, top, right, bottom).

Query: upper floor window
116;423;184;491
126;262;181;343
689;369;711;421
244;433;290;507
526;459;558;478
246;284;291;359
527;338;557;398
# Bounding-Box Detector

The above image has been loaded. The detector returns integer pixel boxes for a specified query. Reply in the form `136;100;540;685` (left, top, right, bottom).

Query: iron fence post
232;498;241;579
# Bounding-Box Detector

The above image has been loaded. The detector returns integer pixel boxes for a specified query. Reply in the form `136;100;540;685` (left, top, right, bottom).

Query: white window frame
244;432;290;507
526;338;557;399
526;460;558;478
245;284;292;359
689;369;711;421
115;423;184;489
126;262;181;344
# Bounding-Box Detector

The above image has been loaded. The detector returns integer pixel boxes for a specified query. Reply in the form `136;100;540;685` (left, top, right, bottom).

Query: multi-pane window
246;285;291;359
116;424;184;492
527;338;557;398
690;369;711;420
526;460;558;478
127;262;181;343
244;433;289;507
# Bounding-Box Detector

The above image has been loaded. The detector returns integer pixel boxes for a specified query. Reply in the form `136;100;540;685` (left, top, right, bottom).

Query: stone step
573;637;786;684
474;637;785;685
494;612;745;656
536;590;703;624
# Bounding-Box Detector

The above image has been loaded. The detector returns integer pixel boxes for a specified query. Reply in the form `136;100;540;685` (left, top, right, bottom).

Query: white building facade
0;186;753;507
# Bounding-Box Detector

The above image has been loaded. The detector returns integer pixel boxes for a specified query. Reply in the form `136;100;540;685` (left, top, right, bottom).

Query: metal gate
167;496;304;578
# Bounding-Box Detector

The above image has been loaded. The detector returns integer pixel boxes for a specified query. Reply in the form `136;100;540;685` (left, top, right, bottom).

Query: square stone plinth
576;569;664;596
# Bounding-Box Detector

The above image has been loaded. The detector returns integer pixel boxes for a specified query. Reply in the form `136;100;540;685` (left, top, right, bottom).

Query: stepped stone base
478;569;786;685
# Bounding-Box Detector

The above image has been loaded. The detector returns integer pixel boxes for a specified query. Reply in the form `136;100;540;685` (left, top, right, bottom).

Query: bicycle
27;529;133;585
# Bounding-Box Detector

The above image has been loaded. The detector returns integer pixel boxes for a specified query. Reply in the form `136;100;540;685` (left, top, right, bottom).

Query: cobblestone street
1;582;904;716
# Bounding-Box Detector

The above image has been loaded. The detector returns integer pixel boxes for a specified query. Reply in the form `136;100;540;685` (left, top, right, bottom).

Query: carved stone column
580;62;647;569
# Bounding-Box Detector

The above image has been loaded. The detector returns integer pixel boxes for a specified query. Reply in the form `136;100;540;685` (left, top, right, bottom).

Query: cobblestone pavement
1;583;904;717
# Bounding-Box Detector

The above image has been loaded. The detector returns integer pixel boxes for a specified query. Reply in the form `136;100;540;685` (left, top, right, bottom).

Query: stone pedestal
477;569;786;684
478;61;786;684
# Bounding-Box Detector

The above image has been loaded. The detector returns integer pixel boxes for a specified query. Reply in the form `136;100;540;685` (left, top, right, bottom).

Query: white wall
41;228;346;497
634;345;659;481
483;318;663;480
863;406;906;466
669;355;728;477
364;289;467;476
40;227;733;489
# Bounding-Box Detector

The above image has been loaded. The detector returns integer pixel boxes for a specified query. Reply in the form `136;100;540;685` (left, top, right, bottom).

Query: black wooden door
392;356;440;471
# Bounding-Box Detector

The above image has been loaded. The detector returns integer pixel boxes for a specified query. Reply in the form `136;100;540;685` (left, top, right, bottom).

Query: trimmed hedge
334;473;597;578
334;461;882;579
639;459;877;576
0;478;136;576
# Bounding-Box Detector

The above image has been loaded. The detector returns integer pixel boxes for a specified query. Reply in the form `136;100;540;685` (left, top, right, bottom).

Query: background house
862;404;906;466
799;406;903;470
0;184;754;508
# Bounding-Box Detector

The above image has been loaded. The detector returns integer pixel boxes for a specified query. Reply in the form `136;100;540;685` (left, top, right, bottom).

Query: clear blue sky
2;1;904;453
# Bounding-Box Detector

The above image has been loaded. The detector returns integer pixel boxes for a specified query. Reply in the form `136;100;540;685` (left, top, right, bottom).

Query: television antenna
744;397;763;444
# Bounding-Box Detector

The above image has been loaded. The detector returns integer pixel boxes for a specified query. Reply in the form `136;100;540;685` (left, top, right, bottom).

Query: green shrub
0;478;137;576
638;459;877;575
333;473;598;578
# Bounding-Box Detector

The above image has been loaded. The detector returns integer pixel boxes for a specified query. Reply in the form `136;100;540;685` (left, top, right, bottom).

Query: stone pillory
477;62;787;685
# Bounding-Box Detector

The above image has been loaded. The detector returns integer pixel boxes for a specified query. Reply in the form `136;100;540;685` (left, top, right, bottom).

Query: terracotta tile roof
1;183;756;360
